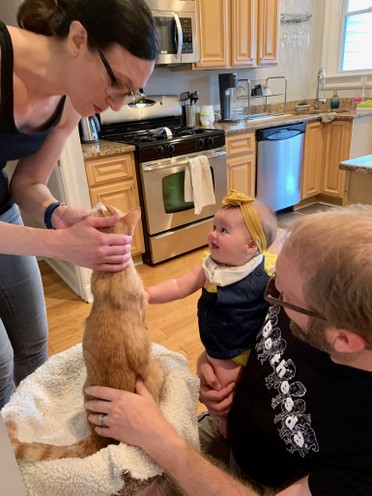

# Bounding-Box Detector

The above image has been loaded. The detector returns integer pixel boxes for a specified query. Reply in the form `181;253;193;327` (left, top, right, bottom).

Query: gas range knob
156;145;165;156
207;136;215;147
197;138;205;149
167;144;176;154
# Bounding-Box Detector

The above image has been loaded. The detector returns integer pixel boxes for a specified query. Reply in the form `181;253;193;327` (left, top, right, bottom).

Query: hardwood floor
42;229;287;417
42;247;207;375
43;226;288;373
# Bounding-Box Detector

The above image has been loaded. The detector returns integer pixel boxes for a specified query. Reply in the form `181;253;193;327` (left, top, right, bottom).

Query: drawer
85;154;135;187
226;133;256;157
88;181;144;255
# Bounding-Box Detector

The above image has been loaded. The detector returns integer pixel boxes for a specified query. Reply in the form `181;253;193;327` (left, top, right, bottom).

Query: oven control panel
139;130;225;162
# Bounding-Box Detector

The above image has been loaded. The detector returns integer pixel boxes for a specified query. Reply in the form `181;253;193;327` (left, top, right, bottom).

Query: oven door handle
143;149;226;172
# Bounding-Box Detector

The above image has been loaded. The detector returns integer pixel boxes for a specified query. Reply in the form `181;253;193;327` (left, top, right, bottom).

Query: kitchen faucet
314;68;326;110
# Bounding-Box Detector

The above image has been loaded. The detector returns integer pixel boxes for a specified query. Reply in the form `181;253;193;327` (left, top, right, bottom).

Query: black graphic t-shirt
228;306;372;495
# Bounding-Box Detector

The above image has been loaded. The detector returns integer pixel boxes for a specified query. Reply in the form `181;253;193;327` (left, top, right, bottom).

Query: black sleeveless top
0;21;66;214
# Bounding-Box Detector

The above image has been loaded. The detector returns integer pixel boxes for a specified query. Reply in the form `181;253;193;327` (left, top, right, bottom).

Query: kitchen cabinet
340;155;372;205
84;152;144;256
342;116;372;205
322;121;351;197
195;0;279;69
257;0;279;66
301;122;323;199
226;132;256;196
301;120;352;201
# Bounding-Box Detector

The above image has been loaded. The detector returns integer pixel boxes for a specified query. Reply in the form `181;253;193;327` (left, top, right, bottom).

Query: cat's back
84;206;151;391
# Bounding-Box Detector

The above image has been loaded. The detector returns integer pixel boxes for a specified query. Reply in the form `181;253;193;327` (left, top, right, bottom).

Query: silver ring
99;414;108;427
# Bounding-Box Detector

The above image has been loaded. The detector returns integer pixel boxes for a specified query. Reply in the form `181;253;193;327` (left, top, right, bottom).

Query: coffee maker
218;73;238;122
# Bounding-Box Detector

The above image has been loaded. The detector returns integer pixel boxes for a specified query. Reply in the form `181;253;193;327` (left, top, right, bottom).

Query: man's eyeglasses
97;49;145;103
264;274;327;320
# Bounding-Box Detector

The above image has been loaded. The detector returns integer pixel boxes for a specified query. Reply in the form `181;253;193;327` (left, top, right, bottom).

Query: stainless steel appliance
256;123;305;212
218;73;238;122
78;115;100;144
145;0;198;65
180;90;199;128
100;96;227;265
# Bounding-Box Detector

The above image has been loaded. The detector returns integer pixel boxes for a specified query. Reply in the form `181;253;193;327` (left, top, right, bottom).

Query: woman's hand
197;352;236;417
53;213;132;271
49;205;91;229
85;379;169;450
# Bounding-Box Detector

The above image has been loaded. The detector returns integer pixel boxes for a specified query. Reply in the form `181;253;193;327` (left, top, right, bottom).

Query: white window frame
321;0;372;82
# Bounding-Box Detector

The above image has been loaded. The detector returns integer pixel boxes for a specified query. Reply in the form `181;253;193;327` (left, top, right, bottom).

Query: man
85;205;372;496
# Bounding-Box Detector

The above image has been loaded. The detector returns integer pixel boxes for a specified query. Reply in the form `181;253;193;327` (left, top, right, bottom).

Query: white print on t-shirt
255;306;319;458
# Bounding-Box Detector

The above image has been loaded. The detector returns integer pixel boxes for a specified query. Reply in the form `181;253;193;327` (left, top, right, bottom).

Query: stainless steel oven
141;147;226;263
100;95;226;265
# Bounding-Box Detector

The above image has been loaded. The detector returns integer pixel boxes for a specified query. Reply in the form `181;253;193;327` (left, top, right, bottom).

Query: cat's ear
123;208;141;235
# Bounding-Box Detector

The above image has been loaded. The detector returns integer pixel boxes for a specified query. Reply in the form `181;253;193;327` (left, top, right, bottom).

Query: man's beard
289;318;332;354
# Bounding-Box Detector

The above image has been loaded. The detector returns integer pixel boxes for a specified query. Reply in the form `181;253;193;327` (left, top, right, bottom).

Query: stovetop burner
100;115;225;161
106;126;218;143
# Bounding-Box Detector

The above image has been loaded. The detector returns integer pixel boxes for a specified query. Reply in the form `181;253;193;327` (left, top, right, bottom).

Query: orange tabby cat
6;206;164;461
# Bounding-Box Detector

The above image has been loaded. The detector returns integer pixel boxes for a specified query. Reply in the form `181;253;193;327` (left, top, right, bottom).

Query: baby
146;189;277;436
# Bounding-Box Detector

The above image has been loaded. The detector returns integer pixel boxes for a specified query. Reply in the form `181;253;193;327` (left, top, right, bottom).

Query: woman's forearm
0;221;64;258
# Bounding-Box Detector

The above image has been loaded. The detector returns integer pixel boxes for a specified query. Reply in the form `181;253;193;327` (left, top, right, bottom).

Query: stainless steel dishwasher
256;123;305;212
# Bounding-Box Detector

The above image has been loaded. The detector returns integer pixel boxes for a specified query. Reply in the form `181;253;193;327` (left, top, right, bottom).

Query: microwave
145;0;198;65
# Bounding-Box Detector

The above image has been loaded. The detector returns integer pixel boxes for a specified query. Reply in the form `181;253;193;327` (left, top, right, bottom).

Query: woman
0;0;158;407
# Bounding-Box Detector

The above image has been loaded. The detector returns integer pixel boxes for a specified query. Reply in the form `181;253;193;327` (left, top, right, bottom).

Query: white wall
145;0;325;108
0;0;21;26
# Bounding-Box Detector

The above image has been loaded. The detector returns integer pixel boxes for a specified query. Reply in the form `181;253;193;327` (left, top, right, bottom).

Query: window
340;0;372;72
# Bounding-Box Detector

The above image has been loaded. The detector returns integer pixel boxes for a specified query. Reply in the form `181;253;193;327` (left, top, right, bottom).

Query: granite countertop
339;154;372;174
214;108;372;136
81;109;372;159
82;139;135;160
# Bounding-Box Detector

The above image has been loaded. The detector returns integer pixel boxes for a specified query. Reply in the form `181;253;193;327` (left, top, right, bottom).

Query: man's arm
85;381;311;496
86;380;259;496
276;478;311;496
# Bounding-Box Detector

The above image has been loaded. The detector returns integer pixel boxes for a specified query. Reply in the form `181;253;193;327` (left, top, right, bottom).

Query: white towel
321;112;337;123
1;343;200;496
184;155;216;214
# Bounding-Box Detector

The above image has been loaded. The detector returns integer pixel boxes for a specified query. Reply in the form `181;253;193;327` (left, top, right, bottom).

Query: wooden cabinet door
231;0;258;67
195;0;229;68
227;155;256;196
226;133;256;196
85;154;134;187
89;181;144;256
226;132;255;156
301;122;323;199
257;0;279;65
321;121;352;198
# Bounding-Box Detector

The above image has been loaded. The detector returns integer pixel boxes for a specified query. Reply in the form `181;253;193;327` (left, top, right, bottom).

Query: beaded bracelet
44;201;65;229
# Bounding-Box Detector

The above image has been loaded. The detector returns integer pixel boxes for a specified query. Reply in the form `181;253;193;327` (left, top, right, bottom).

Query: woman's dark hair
17;0;159;60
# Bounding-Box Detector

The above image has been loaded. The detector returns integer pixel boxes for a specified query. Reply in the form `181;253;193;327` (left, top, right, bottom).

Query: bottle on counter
200;105;215;128
353;96;362;110
330;90;340;109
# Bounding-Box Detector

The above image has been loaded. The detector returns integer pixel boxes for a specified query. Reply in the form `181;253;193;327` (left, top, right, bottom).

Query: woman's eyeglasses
264;274;326;320
97;49;145;104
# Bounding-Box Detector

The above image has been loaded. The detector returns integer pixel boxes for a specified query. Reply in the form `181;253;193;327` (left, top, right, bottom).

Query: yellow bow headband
222;189;268;252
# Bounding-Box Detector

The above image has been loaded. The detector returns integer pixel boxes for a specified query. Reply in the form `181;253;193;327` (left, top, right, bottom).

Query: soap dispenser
330;90;340;109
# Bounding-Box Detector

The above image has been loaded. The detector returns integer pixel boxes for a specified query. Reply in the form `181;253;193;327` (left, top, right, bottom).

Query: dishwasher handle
256;123;305;142
265;129;303;140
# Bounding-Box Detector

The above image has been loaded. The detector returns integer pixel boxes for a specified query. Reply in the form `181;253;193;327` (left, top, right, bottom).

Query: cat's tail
5;419;115;461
